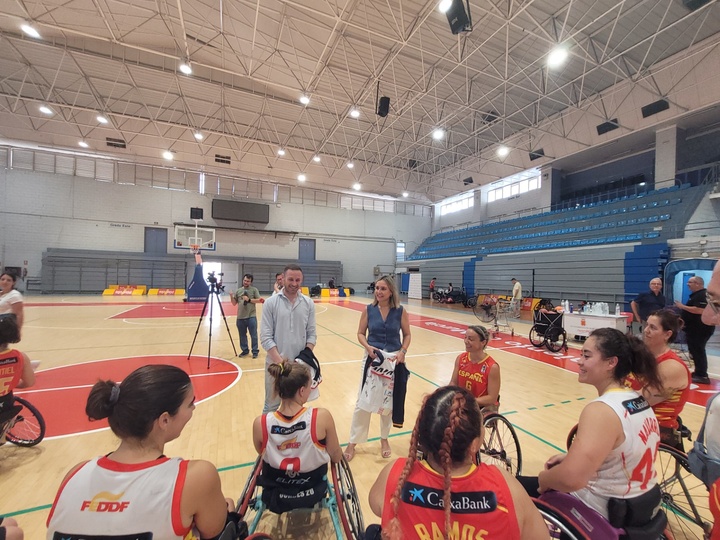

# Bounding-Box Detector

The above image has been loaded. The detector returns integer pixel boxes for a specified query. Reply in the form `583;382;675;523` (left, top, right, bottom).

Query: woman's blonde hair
372;275;401;309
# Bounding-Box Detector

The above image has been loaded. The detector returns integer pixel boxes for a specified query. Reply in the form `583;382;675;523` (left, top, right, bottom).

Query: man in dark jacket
675;276;715;385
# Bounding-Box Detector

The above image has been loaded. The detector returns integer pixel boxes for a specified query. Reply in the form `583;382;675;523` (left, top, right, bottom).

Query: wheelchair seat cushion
607;485;662;528
539;491;624;538
260;479;327;514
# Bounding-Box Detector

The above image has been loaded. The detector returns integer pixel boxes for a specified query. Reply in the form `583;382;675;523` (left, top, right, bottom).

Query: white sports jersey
47;456;195;540
262;407;329;476
356;350;397;415
573;389;660;519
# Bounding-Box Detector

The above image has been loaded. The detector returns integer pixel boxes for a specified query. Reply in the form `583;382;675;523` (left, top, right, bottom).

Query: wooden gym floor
2;294;714;539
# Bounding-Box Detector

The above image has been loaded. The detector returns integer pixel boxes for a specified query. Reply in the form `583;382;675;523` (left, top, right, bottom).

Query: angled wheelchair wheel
432;292;442;302
332;458;365;539
532;498;592;540
566;424;578;450
479;413;522;476
545;328;567;353
237;456;265;535
656;443;713;539
529;325;546;348
6;396;45;447
465;295;478;308
474;303;497;323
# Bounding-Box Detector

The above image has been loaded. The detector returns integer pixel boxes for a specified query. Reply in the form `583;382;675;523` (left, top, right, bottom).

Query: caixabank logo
401;482;498;514
80;491;130;512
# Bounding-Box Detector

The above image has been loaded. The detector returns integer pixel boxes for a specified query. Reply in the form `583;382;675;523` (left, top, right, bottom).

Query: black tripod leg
214;291;238;357
188;294;211;360
206;291;214;369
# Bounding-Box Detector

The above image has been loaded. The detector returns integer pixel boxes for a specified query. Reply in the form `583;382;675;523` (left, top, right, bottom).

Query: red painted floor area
15;355;239;438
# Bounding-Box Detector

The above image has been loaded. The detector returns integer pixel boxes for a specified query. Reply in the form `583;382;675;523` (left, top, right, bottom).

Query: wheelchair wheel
6;396;45;447
237;456;264;535
480;413;522;476
332;458;365;539
432;292;442;302
532;498;592;540
529;325;546;348
656;443;713;539
545;328;567;353
566;424;578;450
465;295;478;308
474;302;497;323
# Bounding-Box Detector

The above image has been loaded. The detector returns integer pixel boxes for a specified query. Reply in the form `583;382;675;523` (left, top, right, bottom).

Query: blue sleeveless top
366;304;403;351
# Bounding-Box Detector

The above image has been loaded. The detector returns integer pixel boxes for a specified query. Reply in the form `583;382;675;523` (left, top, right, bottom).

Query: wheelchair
0;395;46;447
534;490;670;539
237;456;365;539
477;412;522;476
566;422;713;539
529;309;568;353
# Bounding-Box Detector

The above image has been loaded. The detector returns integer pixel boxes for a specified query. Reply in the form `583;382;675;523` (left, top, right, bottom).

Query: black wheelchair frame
529;310;568;353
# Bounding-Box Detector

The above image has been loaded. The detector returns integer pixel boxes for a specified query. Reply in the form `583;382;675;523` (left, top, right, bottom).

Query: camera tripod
187;280;238;369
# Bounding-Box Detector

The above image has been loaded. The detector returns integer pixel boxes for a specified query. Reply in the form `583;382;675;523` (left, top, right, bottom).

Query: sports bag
688;392;720;489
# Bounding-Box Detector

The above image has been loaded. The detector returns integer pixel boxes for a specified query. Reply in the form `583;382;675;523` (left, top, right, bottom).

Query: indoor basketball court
3;293;713;538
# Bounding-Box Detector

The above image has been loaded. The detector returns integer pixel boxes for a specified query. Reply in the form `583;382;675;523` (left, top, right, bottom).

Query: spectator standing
429;277;436;299
328;276;336;289
631;278;666;331
511;278;523;317
260;264;316;413
675;276;715;385
0;273;24;331
230;274;263;359
273;273;283;295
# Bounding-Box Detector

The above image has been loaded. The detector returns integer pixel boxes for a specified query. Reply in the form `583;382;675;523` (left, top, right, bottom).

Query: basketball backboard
174;225;216;251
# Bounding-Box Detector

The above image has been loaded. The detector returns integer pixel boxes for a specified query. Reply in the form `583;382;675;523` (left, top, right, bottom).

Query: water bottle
569;302;574;313
615;303;621;315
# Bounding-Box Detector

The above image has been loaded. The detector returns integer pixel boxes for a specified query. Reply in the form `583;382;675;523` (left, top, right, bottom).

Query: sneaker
252;353;259;358
691;374;711;385
239;351;250;358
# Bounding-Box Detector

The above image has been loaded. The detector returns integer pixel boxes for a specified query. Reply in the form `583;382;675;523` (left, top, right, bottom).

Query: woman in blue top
344;275;411;462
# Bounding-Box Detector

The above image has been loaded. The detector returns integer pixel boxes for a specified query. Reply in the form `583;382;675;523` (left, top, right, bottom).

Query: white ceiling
0;0;719;203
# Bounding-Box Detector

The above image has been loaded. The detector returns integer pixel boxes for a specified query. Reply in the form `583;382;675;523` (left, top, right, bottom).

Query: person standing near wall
428;277;436;300
511;278;522;317
0;273;24;332
273;273;283;295
230;274;263;359
260;264;317;414
631;278;666;332
675;276;715;385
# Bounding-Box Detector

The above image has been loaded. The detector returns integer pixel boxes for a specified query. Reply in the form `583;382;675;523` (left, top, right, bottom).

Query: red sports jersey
0;348;25;398
381;458;520;540
625;350;690;429
456;353;498;404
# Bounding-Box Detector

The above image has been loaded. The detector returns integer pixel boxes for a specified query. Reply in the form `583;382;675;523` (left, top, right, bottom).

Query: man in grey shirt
260;263;317;413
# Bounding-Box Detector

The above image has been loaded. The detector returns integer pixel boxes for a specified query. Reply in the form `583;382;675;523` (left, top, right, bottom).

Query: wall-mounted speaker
596;119;619;135
641;99;669;118
190;207;204;220
445;0;471;34
462;177;474;185
529;149;545;161
377;96;390;117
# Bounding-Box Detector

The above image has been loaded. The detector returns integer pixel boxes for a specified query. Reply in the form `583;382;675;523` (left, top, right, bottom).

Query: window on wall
396;242;406;262
439;193;474;216
487;169;541;203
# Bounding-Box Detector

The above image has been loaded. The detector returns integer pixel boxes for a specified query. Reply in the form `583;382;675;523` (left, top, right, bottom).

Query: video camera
207;271;225;292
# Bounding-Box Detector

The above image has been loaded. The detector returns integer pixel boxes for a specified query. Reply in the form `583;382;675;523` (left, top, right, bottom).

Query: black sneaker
239;351;250;358
691;374;711;385
252;353;259;358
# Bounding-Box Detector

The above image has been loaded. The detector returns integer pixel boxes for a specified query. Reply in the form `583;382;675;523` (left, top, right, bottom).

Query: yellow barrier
148;288;185;296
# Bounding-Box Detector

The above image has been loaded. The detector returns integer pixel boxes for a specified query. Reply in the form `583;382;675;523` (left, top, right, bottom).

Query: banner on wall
408;273;422;300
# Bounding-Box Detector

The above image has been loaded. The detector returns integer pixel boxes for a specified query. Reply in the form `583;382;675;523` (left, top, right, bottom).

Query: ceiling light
639;182;646;186
277;148;286;156
300;95;310;105
78;141;89;148
179;61;192;75
547;46;569;69
163;150;174;160
349;108;360;118
97;115;109;124
347;162;354;169
193;132;204;141
353;182;362;191
432;128;445;140
402;192;409;198
312;155;321;162
298;174;306;182
438;0;453;13
496;146;510;157
39;105;53;115
21;24;40;39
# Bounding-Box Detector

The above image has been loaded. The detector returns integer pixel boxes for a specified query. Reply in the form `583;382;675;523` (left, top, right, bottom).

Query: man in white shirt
510;278;522;317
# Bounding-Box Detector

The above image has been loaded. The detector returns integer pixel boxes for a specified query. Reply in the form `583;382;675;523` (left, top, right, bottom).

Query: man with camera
230;274;263;358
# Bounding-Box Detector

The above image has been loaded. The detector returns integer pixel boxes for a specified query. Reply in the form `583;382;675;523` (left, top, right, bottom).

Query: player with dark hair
450;325;500;414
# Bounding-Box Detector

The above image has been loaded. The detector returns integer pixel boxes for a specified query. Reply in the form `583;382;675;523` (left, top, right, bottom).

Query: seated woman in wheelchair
519;328;664;530
252;360;343;514
368;385;549;540
627;309;690;450
47;365;236;540
0;314;36;429
449;325;500;415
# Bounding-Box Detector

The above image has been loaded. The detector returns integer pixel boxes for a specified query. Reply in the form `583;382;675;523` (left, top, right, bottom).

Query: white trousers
349;407;392;443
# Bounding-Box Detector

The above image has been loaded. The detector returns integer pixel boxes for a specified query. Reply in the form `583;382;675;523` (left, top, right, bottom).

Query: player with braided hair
368;386;548;540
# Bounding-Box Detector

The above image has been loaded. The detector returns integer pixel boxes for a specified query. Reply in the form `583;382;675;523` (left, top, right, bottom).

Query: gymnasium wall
0;168;430;289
